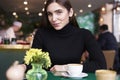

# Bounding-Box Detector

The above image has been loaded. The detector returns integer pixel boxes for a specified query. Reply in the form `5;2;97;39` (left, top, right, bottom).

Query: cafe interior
1;0;120;80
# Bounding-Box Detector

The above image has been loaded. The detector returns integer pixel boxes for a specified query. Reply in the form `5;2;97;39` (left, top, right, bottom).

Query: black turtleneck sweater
32;23;106;73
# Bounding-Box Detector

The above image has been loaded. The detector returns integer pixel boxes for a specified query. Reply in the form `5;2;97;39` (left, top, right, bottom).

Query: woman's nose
52;14;57;21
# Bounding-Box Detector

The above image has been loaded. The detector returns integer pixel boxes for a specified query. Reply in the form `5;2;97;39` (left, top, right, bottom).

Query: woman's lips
52;23;59;27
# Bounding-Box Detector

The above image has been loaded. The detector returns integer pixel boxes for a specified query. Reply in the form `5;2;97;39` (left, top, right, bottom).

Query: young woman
32;0;106;72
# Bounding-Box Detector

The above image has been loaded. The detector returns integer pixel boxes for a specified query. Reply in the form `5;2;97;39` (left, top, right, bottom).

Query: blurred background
1;0;120;80
1;0;120;42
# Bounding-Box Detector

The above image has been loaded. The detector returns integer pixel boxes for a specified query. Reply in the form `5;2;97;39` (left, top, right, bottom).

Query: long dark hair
40;0;79;28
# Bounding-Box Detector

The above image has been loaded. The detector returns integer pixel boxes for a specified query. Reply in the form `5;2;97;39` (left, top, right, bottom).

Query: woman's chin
54;27;63;30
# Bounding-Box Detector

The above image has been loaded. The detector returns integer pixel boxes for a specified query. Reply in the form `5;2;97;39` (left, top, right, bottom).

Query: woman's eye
47;12;52;16
56;10;62;14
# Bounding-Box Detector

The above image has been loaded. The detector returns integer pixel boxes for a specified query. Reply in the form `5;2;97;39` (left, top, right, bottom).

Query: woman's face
47;2;73;30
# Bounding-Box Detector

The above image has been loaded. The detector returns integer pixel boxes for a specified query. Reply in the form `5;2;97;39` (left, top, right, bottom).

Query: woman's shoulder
37;27;52;32
35;27;53;35
79;28;92;34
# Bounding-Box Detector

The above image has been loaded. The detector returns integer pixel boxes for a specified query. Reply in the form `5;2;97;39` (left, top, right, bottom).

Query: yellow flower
24;48;51;69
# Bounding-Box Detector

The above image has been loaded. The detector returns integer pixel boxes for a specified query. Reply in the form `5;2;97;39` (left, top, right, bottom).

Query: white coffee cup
66;64;83;77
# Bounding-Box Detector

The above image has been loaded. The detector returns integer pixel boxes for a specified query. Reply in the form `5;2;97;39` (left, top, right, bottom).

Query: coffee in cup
95;69;117;80
66;64;83;77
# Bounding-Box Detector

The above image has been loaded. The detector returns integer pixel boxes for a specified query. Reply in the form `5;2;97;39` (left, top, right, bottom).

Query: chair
102;50;115;70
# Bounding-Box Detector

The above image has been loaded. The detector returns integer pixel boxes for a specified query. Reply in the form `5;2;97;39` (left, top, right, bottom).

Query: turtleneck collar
53;23;76;35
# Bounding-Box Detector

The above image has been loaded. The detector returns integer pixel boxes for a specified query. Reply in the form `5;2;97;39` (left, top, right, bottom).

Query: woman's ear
69;8;74;17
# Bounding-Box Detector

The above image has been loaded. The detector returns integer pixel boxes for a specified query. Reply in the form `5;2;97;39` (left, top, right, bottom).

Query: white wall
99;4;113;32
113;11;120;42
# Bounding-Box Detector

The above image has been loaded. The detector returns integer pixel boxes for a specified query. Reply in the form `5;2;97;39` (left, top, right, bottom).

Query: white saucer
61;72;88;79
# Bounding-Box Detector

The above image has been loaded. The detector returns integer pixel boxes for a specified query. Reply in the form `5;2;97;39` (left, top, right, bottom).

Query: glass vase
26;63;47;80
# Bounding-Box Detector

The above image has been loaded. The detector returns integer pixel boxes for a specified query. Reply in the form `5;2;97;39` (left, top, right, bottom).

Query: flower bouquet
24;48;51;80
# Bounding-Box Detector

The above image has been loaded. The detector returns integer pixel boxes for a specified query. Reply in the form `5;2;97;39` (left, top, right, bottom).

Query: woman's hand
50;65;67;72
81;51;89;63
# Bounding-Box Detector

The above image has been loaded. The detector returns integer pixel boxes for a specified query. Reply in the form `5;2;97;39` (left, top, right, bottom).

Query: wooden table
0;44;30;49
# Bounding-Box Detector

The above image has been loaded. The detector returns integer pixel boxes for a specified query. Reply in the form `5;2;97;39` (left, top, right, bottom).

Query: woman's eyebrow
47;8;63;13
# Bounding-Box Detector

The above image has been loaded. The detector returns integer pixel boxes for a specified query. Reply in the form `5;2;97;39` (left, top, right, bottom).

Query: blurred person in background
0;19;23;43
97;24;120;72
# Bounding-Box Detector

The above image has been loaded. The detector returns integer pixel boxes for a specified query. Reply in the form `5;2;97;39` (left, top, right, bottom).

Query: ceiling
0;0;114;17
70;0;114;15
